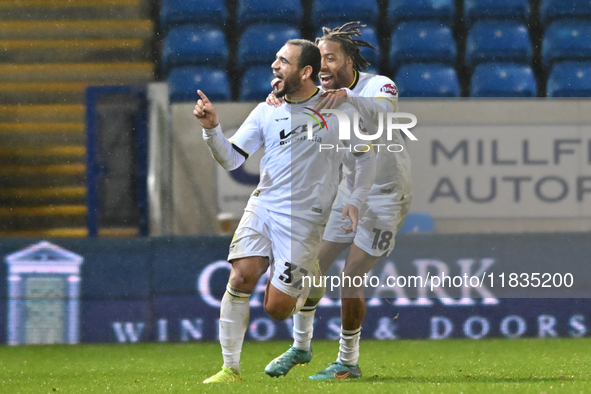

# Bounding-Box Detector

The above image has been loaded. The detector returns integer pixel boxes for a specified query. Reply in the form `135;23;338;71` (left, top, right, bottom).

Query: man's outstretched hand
193;90;219;129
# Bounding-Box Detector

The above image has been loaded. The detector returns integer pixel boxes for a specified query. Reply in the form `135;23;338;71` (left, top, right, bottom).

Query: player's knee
228;267;259;292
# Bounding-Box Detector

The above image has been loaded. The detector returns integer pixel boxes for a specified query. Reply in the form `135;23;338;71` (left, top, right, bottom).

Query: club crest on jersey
380;83;398;96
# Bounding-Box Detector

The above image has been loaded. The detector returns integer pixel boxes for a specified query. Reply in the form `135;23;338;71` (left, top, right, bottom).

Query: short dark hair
315;21;376;71
286;39;321;83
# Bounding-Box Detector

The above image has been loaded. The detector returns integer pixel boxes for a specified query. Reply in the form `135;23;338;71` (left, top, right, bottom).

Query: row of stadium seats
162;23;380;74
162;20;591;74
160;0;591;31
160;0;591;100
391;61;591;97
167;61;591;102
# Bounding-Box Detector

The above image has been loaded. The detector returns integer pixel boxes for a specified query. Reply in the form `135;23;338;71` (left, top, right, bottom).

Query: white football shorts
323;185;411;257
228;203;324;298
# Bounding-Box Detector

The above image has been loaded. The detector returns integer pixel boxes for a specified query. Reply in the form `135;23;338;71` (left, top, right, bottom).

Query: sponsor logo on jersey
279;129;292;140
279;124;323;145
380;83;398;96
275;117;288;122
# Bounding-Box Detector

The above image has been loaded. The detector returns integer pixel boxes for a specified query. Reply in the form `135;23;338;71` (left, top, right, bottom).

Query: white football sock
219;284;251;372
292;307;316;351
337;327;361;366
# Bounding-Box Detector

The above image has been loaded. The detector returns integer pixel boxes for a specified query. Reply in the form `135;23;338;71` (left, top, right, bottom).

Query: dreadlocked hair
315;21;377;71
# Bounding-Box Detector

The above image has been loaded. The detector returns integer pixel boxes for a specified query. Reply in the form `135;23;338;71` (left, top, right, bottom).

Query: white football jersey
229;88;369;225
342;70;412;199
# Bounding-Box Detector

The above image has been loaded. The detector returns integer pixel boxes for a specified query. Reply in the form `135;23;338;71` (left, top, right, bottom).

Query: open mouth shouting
319;73;334;88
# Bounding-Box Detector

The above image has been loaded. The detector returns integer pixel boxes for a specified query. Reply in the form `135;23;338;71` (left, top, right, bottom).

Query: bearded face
317;39;354;90
271;44;305;98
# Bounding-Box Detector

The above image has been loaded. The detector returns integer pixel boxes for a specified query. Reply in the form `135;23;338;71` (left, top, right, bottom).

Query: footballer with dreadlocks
265;22;413;380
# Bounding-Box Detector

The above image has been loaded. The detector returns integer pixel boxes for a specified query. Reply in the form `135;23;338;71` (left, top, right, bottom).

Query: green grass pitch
0;339;590;393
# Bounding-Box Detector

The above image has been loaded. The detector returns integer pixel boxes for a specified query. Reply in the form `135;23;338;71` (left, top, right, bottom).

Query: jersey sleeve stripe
230;142;249;159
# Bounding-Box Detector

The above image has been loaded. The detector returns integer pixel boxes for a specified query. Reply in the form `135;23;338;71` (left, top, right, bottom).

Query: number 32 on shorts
372;228;393;251
278;262;308;291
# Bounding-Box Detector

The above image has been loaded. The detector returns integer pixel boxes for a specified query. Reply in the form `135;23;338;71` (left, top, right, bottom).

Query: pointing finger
197;90;211;104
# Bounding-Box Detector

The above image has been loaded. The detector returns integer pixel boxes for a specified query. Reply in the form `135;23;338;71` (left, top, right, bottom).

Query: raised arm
194;90;246;171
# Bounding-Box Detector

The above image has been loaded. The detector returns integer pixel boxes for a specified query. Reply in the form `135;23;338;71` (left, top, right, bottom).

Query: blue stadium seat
240;66;275;101
471;63;537;97
542;21;591;70
168;66;231;103
312;0;378;29
160;0;226;31
547;61;591;97
540;0;591;27
389;22;457;72
388;0;455;27
464;0;530;27
395;63;460;97
238;23;300;70
162;25;228;73
465;21;532;69
237;0;302;29
315;24;380;69
399;212;435;233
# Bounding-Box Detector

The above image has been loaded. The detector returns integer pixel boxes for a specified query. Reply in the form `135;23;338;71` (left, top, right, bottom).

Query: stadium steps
1;82;101;105
0;186;86;206
0;164;86;187
0;39;149;63
0;62;154;83
0;0;149;20
0;122;86;145
0;104;85;122
0;0;154;237
0;205;87;232
0;19;153;40
0;145;85;166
